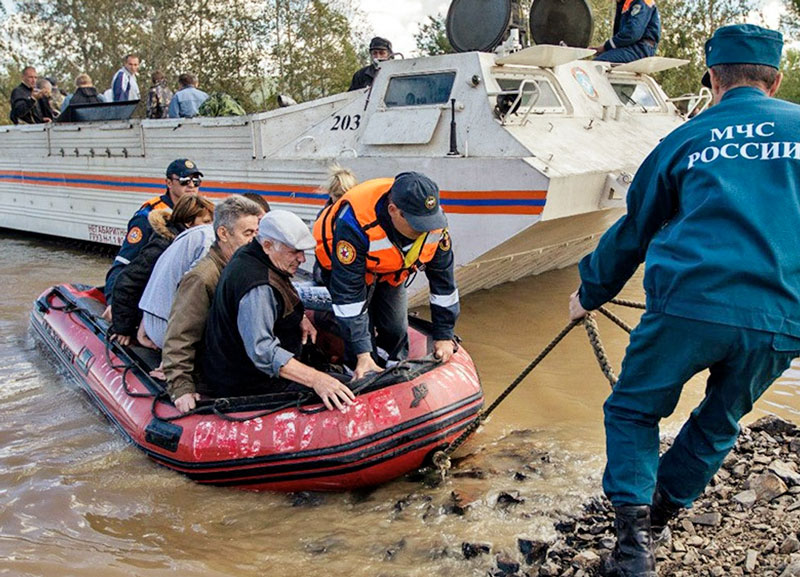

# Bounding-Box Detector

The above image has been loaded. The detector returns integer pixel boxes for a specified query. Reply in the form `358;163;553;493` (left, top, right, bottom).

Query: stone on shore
517;417;800;577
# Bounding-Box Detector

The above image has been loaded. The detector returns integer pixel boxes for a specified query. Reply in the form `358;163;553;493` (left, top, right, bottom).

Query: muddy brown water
2;231;798;576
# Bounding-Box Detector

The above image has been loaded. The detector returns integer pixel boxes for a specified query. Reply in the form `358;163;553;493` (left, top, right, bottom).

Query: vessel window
384;72;456;108
611;82;659;110
495;77;563;112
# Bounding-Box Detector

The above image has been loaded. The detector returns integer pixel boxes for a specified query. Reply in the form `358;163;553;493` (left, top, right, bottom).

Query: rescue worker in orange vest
313;172;459;380
103;158;203;304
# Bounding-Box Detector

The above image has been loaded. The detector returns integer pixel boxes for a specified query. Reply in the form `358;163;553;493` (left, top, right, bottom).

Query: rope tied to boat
429;298;644;478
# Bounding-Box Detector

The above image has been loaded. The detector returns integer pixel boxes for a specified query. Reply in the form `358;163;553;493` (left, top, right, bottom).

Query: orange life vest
313;178;443;286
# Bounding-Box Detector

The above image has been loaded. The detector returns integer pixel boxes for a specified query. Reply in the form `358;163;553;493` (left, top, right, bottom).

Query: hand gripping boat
31;284;483;491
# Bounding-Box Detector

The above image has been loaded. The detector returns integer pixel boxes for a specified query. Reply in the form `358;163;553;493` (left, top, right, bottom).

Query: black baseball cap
166;158;203;179
389;172;447;232
369;37;393;52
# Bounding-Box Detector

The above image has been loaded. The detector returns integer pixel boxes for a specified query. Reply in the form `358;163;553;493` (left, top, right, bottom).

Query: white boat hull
0;51;686;300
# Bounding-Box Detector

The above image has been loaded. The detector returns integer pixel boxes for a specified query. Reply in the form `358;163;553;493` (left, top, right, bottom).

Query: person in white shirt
110;54;140;101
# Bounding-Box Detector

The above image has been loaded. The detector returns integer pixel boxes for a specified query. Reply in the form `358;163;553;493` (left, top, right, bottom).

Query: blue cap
389;172;447;232
166;158;203;178
701;24;783;88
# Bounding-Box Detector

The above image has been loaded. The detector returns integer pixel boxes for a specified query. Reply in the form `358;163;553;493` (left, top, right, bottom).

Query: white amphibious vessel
0;0;700;302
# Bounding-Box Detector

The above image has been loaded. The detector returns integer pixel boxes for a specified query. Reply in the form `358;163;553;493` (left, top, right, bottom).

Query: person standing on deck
61;73;103;113
591;0;660;64
103;158;203;307
110;54;140;102
349;37;393;91
9;67;51;124
313;172;460;380
568;24;799;577
146;71;173;119
168;74;208;119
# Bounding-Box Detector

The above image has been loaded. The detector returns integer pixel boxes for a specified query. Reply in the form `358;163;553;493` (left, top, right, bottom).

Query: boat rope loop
430;298;644;477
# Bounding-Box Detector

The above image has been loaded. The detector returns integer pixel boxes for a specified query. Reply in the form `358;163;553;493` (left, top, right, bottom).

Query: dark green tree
413;14;452;56
778;49;800;104
271;0;361;102
650;0;753;98
0;0;367;123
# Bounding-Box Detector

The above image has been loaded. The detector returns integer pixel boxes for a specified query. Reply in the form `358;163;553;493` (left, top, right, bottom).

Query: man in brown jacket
162;195;264;412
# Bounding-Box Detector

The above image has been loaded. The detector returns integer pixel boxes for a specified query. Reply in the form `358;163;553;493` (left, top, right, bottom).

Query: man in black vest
202;210;355;411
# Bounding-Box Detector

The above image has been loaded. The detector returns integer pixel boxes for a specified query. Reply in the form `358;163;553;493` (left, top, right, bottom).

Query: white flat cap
258;209;316;251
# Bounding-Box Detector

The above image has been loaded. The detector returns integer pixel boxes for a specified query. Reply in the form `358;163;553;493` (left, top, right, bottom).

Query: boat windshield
494;75;565;113
611;80;661;112
384;72;457;107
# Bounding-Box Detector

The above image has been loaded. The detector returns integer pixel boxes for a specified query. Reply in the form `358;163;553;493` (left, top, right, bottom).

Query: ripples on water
1;232;797;576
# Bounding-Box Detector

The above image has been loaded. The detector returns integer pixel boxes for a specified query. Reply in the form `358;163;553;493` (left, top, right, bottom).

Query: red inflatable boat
31;284;483;491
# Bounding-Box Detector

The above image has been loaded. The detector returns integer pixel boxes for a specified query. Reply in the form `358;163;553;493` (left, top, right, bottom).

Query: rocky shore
457;416;800;577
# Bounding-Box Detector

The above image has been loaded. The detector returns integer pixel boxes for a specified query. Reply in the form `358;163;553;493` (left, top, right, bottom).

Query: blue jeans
603;313;800;507
595;42;656;63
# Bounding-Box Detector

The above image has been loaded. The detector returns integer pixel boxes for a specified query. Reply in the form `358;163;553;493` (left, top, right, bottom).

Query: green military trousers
603;312;800;507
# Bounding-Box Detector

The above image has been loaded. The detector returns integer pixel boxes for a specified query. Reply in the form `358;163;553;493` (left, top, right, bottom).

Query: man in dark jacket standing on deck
103;158;203;304
569;24;800;577
349;37;393;91
9;67;52;124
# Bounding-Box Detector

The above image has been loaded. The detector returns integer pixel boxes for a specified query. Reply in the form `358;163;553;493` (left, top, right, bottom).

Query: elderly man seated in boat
159;195;265;413
200;210;356;411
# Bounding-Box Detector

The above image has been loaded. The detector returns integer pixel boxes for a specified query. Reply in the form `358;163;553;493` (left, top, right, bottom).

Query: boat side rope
430;298;645;478
150;356;442;422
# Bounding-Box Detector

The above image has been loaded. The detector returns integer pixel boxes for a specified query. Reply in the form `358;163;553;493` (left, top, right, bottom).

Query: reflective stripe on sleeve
333;301;366;318
369;237;394;252
430;290;460;307
114;256;131;265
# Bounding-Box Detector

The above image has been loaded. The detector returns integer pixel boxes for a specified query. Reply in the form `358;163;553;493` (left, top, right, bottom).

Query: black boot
605;505;657;577
650;486;682;549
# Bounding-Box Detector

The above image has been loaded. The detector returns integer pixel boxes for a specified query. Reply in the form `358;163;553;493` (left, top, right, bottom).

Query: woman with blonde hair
324;163;357;204
313;164;358;285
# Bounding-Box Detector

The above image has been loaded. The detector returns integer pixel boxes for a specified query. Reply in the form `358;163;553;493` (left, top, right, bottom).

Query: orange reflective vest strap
313;177;395;271
365;229;443;286
312;202;341;271
140;194;171;212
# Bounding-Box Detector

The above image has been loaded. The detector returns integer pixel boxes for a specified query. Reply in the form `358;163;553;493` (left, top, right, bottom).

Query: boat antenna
447;98;460;156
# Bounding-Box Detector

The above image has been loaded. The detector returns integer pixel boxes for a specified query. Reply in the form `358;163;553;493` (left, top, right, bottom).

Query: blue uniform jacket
605;0;660;51
579;87;800;337
104;192;173;301
329;196;459;354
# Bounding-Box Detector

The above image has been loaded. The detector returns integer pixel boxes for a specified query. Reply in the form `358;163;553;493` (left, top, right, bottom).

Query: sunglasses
173;176;202;186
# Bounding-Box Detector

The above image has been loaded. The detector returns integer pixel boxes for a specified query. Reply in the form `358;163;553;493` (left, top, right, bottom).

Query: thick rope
430;298;645;477
582;315;618;387
431;318;582;472
597;306;634;333
609;297;646;310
